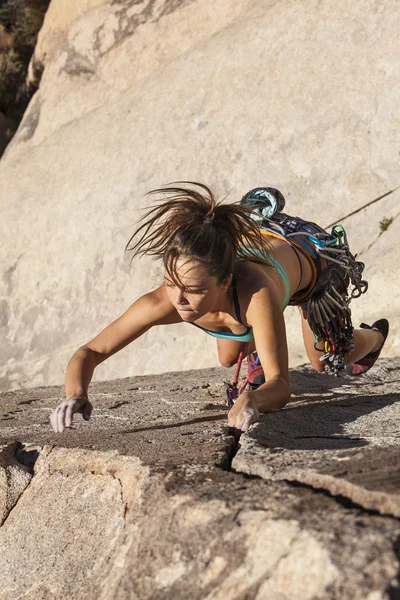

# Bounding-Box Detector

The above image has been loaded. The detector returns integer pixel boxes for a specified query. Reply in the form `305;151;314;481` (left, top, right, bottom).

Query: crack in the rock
222;431;400;524
358;208;400;257
0;442;43;528
324;186;400;228
217;432;241;471
111;472;128;520
17;95;42;142
14;442;41;470
286;479;400;520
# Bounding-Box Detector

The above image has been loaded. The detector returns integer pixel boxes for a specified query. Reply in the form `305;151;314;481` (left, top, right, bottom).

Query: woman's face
164;258;231;321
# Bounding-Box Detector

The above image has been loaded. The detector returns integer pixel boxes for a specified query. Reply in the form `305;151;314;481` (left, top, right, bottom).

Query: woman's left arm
228;283;291;432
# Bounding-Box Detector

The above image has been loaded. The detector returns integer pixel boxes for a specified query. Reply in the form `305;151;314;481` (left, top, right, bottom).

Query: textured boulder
0;443;33;525
0;361;399;598
233;359;400;520
1;0;400;390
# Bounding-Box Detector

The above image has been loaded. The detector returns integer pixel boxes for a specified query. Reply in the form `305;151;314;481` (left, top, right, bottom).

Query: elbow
270;374;292;410
253;374;291;413
72;345;104;366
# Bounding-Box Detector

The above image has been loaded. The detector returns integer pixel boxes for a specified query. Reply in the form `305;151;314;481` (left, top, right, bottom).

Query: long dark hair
126;182;274;288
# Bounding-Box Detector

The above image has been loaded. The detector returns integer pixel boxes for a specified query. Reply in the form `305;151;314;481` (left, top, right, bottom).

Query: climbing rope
224;344;249;407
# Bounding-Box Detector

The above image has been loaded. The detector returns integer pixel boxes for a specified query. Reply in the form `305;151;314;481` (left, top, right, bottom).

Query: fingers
229;414;252;432
49;397;90;433
228;405;259;433
49;408;59;433
228;410;252;431
49;404;68;433
57;403;68;433
65;402;75;428
241;412;256;432
82;400;93;421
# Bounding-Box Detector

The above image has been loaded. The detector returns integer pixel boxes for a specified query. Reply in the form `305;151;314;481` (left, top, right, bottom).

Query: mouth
177;308;197;320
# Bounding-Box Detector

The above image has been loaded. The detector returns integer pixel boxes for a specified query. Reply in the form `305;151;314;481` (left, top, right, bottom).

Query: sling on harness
241;188;368;377
224;345;262;407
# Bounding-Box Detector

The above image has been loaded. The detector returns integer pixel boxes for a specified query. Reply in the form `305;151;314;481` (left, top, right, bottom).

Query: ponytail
126;182;274;288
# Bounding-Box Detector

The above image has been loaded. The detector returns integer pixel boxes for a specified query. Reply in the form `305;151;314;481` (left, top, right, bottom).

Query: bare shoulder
138;284;181;325
236;262;282;314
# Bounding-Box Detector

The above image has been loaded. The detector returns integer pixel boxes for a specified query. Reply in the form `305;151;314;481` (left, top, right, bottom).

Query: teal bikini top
191;255;291;342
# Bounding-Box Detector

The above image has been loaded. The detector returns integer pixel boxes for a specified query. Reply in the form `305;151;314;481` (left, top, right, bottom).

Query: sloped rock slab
0;443;33;525
280;447;400;518
0;448;399;600
0;446;147;600
0;362;399;598
233;359;400;519
0;367;233;469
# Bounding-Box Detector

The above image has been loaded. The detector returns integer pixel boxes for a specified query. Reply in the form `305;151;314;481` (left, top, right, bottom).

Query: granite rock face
0;443;32;525
1;0;400;390
0;361;399;599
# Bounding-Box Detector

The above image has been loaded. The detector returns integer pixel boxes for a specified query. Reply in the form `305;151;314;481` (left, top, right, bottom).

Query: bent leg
216;338;255;367
299;307;325;371
344;328;384;365
299;307;384;371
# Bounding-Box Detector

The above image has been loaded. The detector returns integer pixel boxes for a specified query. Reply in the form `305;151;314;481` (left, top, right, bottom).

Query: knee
310;359;325;373
219;356;238;368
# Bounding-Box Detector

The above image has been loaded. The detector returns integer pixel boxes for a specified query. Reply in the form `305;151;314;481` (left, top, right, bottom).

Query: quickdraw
300;228;367;375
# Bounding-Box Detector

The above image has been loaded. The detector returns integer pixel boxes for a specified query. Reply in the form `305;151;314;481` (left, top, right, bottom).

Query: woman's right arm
50;286;180;433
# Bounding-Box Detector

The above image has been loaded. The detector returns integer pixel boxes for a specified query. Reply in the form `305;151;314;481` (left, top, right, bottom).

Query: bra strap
232;281;244;325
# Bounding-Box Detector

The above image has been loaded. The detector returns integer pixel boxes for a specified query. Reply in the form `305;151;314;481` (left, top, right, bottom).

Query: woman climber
50;183;389;434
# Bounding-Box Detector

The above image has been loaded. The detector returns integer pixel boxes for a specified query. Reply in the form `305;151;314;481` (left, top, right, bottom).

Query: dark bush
0;0;50;143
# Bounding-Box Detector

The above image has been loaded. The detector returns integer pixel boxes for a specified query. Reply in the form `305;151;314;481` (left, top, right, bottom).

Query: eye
187;289;208;295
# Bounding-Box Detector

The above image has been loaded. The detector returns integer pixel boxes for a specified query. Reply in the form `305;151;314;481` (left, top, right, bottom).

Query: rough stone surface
0;361;399;599
233;358;400;520
0;442;32;525
1;0;400;390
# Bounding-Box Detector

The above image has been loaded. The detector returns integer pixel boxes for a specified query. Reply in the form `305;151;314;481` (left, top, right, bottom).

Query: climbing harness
242;188;369;376
224;188;369;404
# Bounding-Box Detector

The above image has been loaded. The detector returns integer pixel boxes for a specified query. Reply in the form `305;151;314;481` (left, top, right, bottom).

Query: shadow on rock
119;412;227;435
248;392;399;451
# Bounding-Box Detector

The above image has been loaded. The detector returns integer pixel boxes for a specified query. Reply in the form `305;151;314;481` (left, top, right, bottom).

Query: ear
221;274;233;291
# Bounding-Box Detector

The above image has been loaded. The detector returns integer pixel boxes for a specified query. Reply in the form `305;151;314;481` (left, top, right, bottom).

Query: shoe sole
350;319;389;376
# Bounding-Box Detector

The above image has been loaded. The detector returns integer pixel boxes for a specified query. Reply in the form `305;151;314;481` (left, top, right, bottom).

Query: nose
176;288;188;306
